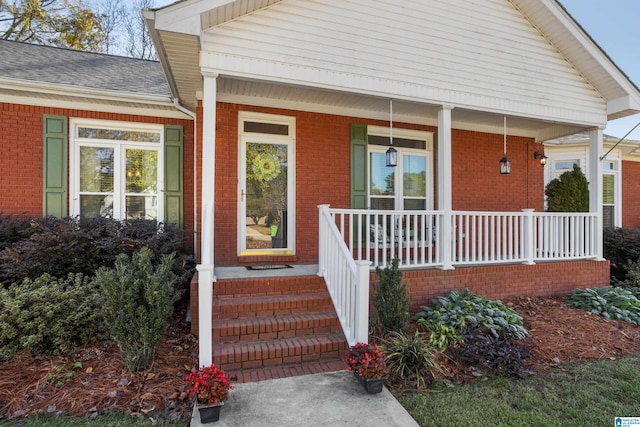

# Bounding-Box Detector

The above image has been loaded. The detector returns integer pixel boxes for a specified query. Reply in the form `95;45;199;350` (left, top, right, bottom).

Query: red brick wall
622;160;640;229
210;103;544;266
395;260;610;315
0;102;195;251
452;129;545;212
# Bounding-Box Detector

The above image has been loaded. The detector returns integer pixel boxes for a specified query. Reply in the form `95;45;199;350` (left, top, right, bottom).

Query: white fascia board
2;92;191;120
534;0;640;104
149;0;235;35
608;96;640;118
0;77;171;106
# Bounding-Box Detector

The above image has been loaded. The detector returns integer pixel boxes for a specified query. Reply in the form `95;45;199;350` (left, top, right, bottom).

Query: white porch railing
317;205;371;346
323;207;599;269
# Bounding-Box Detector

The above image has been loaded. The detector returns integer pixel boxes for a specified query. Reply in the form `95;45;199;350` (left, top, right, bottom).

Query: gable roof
0;39;169;96
0;39;192;119
146;0;640;140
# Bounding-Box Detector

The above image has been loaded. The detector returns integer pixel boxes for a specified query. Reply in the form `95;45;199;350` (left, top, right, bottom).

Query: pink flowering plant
343;342;389;379
186;364;232;405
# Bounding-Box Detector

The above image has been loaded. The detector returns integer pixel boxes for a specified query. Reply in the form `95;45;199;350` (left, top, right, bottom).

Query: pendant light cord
390;99;393;146
503;116;507;155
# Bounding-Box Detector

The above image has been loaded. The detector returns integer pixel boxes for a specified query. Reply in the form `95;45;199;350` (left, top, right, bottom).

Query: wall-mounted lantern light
534;151;548;166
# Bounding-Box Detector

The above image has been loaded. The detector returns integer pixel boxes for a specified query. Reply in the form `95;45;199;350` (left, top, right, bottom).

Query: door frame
237;111;296;256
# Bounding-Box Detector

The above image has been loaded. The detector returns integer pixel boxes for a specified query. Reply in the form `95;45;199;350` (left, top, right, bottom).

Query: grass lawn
0;413;182;426
398;357;640;427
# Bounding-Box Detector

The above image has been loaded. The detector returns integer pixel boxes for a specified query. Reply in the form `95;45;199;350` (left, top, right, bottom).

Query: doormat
246;264;293;271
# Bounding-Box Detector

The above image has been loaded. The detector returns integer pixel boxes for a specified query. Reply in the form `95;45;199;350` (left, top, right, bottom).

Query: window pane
80;147;113;192
603;205;615;228
555;160;578;171
603;175;614;204
78;127;160;143
404;199;426;210
368;135;426;149
80;195;113;218
603;161;615;171
126;196;157;220
243;121;289;135
403;155;426;197
370;153;394;196
370;197;394;210
126;149;158;194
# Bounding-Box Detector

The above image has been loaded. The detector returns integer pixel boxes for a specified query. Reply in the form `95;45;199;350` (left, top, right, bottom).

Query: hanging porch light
386;99;397;167
500;116;511;174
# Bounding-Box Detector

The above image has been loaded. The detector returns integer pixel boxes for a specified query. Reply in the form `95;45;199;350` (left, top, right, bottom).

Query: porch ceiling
216;77;585;142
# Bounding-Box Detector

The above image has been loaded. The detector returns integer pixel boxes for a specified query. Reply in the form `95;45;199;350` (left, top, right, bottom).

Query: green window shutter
43;115;68;218
164;125;183;227
350;124;368;209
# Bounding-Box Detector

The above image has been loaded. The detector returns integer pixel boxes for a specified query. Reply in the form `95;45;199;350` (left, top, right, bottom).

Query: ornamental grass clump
343;343;389;379
187;364;233;405
382;331;440;389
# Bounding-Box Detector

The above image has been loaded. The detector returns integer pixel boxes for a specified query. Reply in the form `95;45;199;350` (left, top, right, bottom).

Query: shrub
414;289;528;339
0;273;103;361
94;247;180;371
382;331;439;388
0;214;36;251
568;286;640;326
0;216;195;292
544;164;589;212
372;258;410;334
604;227;640;283
417;319;461;351
447;327;531;378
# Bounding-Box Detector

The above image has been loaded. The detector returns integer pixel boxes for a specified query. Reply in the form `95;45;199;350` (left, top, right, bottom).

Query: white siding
200;0;605;124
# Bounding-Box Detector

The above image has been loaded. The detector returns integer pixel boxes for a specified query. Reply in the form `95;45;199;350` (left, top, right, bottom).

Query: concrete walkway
190;370;419;427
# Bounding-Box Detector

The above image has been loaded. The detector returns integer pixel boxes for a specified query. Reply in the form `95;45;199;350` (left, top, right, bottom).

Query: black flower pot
198;402;224;423
354;373;387;394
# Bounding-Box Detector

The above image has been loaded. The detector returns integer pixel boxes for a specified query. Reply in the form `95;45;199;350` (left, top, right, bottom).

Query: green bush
568;286;640;325
94;247;179;371
544;164;589;212
382;330;439;389
0;216;195;292
0;273;103;361
372;258;410;335
604;227;640;284
417;319;461;351
447;327;531;378
414;289;528;339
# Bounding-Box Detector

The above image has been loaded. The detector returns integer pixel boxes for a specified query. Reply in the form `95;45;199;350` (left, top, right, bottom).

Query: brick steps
211;275;347;381
213;312;342;342
213;292;335;319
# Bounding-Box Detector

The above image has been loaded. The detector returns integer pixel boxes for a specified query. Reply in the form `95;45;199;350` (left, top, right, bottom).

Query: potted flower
186;364;233;423
343;342;389;394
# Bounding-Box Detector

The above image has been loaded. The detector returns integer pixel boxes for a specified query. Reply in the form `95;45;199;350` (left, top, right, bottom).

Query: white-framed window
367;126;433;210
69;119;164;221
602;159;621;228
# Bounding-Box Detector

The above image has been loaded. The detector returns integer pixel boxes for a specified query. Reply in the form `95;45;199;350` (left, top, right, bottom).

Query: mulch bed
2;297;640;422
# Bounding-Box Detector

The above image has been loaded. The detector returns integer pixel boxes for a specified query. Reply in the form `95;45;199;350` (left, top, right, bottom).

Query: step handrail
318;204;370;346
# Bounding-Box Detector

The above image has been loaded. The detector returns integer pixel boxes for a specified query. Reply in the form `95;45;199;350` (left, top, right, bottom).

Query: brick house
3;0;640;375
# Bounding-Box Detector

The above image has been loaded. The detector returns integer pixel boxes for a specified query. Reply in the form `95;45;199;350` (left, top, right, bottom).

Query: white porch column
437;105;454;270
589;128;604;260
197;73;218;367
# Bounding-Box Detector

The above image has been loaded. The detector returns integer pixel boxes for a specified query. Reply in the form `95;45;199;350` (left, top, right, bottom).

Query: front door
238;113;295;255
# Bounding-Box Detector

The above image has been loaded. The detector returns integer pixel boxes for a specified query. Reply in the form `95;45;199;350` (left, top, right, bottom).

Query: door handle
241;189;246;201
